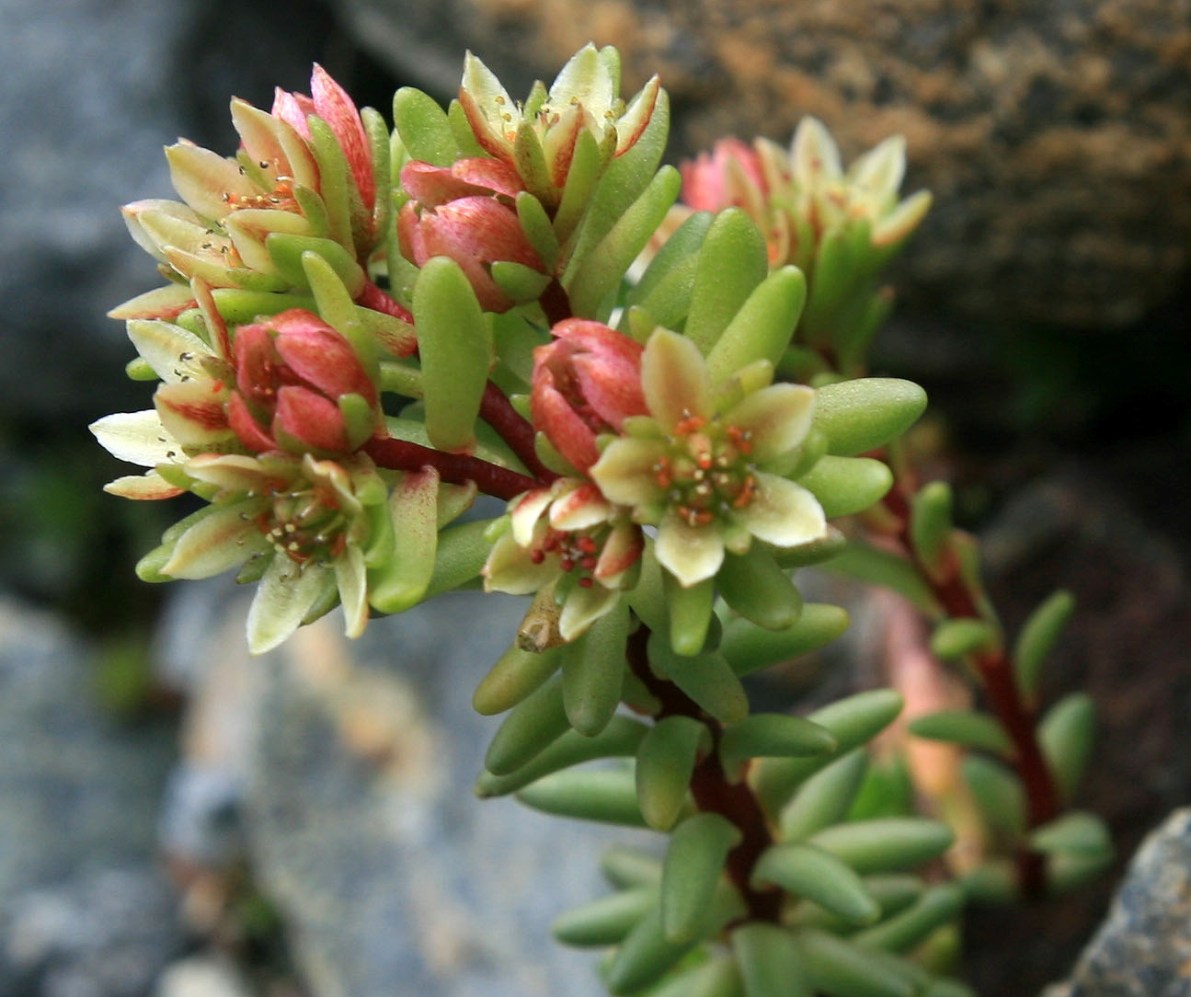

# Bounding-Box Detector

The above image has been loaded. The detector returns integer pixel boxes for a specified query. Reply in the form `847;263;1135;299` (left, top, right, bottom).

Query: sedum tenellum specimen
92;47;1107;996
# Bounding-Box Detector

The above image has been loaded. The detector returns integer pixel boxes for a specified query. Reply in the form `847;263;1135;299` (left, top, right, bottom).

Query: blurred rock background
1;0;1188;994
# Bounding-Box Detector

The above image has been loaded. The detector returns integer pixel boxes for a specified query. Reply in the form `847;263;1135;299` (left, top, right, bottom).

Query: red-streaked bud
228;308;379;455
273;65;376;215
530;319;647;472
398;159;545;312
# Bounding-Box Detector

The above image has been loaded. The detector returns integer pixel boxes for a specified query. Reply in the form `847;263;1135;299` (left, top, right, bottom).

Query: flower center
653;414;757;527
529;526;607;589
259;482;348;566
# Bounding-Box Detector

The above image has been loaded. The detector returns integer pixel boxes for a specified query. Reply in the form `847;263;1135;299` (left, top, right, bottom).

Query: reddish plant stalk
881;482;1059;897
625;627;782;922
363;436;540;500
479;382;558;484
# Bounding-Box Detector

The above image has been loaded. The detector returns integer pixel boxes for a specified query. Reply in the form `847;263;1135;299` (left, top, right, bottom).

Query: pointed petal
655;513;724;587
616;76;660;155
510;488;553;546
162;500;263;579
641;328;709;431
247;558;333;654
483;532;556;594
126;319;216;383
589;437;666;508
548;482;611;532
558;584;619;641
334;544;369;638
108;284;197;321
311;64;375;211
791;116;842;186
734;473;827;548
183;452;284;494
725;383;815;463
166;142;257;221
155;379;232;450
90;410;179;467
460;52;518;158
592;521;643;587
103;471;185;500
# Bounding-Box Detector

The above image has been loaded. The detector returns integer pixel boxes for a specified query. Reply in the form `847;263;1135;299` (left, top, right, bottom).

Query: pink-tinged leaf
616;76;661;155
155;380;233;450
531;369;600;472
548;482;611;532
108;284;196;321
275;386;349;453
102;471;185;500
510;488;554;546
271;87;316;140
311;64;375;212
226;392;275;453
162;501;263;579
593;521;643;587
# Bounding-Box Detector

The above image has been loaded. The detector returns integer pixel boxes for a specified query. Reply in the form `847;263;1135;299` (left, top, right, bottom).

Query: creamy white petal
735;473;827;548
589;437;666;508
655;512;724;587
126;319;215;384
726;383;815;463
247;558;333;655
90;411;180;467
334;545;369;639
558;584;619;641
640;328;709;432
103;471;184;500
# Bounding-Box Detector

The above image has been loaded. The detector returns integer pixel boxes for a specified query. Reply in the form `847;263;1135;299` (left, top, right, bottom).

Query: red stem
363;436;540;501
881;483;1059;897
480;382;558;484
625;627;782;922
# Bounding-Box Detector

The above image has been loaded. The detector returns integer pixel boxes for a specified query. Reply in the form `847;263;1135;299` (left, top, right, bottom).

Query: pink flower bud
397;159;545;312
530;320;647;473
227;309;378;455
680;137;768;213
273;66;376;215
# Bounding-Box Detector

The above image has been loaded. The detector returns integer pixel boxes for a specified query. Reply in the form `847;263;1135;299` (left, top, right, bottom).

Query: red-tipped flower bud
531;319;648;473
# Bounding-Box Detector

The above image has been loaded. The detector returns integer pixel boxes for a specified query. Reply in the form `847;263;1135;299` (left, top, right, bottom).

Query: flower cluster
672;117;932;271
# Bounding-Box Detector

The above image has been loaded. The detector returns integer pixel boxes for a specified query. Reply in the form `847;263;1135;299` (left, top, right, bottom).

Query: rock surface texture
338;0;1191;329
1044;808;1191;997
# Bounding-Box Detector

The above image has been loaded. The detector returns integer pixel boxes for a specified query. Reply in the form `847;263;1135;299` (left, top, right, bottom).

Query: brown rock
341;0;1191;329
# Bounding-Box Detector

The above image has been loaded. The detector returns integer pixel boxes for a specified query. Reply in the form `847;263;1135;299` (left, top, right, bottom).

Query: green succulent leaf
552;887;656;948
721;603;850;677
752;843;880;925
661;813;742;944
392;86;460;166
684;208;769;357
807;817;954;875
1038;692;1096;803
779;749;870;842
909;710;1013;757
798;455;893;518
1014;589;1076;704
732;923;811;997
475;714;647;798
636;716;709;831
484;674;570;775
516;765;647;828
810;378;927;457
717;545;804;631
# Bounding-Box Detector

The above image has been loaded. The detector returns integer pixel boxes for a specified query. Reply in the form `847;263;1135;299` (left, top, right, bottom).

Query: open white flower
590;328;827;587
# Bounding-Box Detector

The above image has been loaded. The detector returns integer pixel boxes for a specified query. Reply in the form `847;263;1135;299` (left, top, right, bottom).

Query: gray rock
1044;809;1191;997
157;584;655;997
0;596;182;994
337;0;1191;330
